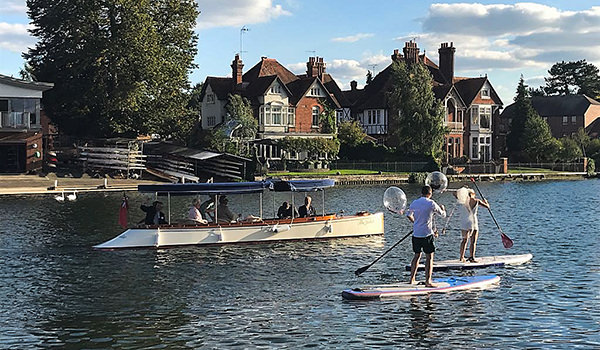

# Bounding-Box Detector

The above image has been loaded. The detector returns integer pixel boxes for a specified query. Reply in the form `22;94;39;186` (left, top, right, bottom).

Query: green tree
318;99;337;134
571;127;591;157
544;60;600;98
558;137;583;161
521;114;560;161
386;60;446;159
338;120;367;147
225;94;257;139
25;0;199;137
507;76;535;160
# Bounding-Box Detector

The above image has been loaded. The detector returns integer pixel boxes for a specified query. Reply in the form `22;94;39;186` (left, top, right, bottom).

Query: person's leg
424;252;435;286
409;252;422;284
459;230;470;262
469;230;479;262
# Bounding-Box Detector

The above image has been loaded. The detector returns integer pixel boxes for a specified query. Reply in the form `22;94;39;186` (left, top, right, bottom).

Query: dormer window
481;89;490;99
207;94;215;104
270;84;281;94
310;87;321;96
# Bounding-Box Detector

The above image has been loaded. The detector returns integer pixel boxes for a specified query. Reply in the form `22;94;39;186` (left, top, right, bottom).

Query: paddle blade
383;186;407;214
501;232;514;249
354;265;370;276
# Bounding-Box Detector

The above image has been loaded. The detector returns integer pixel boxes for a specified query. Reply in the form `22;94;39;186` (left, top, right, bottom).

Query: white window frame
207;116;216;127
207;94;215;104
562;116;568;125
312;106;320;127
481;89;490;99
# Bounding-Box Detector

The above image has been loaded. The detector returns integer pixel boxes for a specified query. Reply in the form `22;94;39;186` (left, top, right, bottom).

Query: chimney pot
350;80;357;90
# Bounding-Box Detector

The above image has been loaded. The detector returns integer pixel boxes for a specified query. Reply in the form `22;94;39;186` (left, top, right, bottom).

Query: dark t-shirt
298;204;316;218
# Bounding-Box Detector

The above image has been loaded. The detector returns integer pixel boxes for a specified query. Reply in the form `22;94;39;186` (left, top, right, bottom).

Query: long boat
93;179;384;250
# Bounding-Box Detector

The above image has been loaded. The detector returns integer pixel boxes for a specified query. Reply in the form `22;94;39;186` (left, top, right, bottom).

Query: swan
55;192;65;202
67;192;77;201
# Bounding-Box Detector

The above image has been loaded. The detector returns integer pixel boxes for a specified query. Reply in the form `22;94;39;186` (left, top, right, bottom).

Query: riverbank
0;173;162;196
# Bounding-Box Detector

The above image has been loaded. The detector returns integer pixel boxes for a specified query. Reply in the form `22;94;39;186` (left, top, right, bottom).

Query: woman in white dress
457;188;489;262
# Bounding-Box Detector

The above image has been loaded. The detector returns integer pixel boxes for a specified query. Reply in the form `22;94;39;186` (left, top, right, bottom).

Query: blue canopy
138;179;335;195
138;181;269;195
268;179;335;192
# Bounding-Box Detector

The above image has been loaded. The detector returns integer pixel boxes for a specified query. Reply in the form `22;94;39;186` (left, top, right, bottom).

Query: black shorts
412;235;435;254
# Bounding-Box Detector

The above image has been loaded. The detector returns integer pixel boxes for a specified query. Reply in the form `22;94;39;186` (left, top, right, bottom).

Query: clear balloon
456;187;470;205
425;171;448;193
383;186;407;214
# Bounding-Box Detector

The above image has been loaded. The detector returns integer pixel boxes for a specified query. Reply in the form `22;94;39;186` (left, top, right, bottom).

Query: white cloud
0;22;35;53
417;3;600;71
331;33;374;43
0;1;27;15
196;0;291;29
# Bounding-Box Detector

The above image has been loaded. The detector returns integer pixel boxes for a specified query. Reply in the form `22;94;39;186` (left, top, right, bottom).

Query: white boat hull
94;212;384;249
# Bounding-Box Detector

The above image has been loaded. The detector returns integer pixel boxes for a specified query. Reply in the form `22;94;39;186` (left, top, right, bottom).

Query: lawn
267;169;406;176
508;167;562;174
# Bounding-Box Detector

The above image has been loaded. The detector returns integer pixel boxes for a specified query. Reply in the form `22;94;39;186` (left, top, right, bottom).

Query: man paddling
406;185;446;287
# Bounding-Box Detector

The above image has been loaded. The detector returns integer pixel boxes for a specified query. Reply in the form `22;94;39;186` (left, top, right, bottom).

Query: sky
1;1;600;105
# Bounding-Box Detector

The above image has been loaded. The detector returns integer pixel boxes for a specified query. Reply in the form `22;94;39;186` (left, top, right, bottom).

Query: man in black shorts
406;185;446;287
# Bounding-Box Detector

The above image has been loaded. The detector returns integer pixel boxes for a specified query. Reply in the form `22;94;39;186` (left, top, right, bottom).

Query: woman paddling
456;187;490;263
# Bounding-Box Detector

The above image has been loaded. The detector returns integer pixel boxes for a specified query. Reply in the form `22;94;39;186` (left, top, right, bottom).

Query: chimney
231;54;244;86
307;56;326;80
350;80;357;90
391;49;402;62
403;40;420;64
438;42;455;83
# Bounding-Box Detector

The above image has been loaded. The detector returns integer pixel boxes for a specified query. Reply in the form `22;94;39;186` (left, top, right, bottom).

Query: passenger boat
93;179;384;250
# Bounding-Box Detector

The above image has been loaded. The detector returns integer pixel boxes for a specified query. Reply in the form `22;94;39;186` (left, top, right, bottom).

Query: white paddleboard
405;253;533;271
342;275;500;299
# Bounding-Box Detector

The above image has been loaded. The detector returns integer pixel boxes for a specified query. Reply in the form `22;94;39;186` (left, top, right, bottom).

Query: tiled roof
321;73;350;107
201;77;233;101
501;94;600;119
0;73;53;91
243;58;298;85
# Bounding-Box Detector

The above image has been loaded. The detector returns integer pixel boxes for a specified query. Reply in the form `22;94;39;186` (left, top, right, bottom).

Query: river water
0;180;599;349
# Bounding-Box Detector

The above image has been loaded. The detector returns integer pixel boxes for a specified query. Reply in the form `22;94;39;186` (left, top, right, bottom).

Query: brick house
200;55;344;162
341;41;503;162
0;74;53;173
496;95;600;156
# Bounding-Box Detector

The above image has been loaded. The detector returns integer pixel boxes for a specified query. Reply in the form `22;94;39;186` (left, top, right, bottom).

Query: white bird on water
55;192;65;202
67;192;77;201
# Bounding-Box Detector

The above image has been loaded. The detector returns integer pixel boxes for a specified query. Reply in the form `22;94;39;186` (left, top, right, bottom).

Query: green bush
408;172;427;184
587;158;595;175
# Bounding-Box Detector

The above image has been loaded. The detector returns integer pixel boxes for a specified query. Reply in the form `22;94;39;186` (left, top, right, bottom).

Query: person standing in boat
457;188;490;263
188;198;208;225
140;201;167;225
298;196;316;218
216;196;238;223
406;185;446;287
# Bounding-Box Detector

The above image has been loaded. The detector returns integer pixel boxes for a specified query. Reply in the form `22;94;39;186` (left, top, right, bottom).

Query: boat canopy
137;179;335;195
269;179;335;192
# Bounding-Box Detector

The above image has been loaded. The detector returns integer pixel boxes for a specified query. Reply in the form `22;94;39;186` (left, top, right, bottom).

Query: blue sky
1;1;600;105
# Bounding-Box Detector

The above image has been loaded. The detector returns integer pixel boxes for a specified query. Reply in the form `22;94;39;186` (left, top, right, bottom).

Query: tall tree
387;60;446;159
544;60;600;98
25;0;199;137
224;94;257;139
338;120;367;148
521;114;560;162
507;76;534;159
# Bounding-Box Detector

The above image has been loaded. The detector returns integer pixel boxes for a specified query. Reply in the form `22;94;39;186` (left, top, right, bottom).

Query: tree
225;94;257;139
318;98;337;134
507;76;535;159
571;127;591;157
558;137;583;161
544;60;600;98
386;60;446;159
338;120;367;147
521;114;560;161
25;0;199;137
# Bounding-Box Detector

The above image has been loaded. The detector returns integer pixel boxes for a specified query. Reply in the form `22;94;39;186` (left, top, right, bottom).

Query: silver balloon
425;171;448;193
383;186;407;214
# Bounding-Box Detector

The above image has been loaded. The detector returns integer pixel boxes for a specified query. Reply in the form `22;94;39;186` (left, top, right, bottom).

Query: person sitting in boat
277;201;299;219
188;198;208;225
140;201;167;225
216;196;238;223
199;196;215;222
298;196;316;218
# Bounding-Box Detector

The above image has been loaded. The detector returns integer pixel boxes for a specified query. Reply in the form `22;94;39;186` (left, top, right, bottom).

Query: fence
508;162;585;172
330;161;429;173
448;163;502;174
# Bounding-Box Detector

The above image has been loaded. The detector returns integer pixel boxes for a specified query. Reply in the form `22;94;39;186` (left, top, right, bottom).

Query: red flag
119;196;129;228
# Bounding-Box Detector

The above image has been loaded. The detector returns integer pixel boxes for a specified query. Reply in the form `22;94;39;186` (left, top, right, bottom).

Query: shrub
408;172;427;184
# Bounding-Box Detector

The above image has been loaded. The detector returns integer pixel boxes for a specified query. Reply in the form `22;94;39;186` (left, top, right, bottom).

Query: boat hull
94;212;384;250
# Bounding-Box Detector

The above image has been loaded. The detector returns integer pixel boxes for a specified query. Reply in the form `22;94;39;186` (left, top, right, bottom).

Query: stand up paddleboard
405;254;533;271
342;275;500;300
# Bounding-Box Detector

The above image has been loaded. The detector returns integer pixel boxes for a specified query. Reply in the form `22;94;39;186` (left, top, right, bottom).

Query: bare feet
424;281;440;288
468;256;478;263
408;280;417;285
459;258;466;263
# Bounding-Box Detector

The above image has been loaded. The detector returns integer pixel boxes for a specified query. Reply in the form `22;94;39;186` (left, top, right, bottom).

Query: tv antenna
369;64;378;75
306;50;317;56
240;26;249;58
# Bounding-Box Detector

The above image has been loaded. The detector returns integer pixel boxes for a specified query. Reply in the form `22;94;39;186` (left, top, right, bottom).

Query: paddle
470;178;514;248
354;186;411;277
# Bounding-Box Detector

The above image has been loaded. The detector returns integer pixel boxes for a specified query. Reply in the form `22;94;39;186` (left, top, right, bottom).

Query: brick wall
291;96;322;133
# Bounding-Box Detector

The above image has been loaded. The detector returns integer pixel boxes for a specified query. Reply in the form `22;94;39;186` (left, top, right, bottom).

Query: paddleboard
404;254;533;271
342;275;500;300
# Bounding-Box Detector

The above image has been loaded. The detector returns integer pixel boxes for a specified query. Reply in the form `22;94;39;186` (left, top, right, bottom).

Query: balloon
456;187;470;205
383;186;407;215
425;171;448;193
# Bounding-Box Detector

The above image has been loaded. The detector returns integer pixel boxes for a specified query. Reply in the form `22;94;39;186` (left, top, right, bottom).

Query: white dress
459;200;479;231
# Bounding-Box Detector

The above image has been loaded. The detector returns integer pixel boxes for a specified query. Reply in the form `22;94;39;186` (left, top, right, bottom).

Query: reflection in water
0;181;599;347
